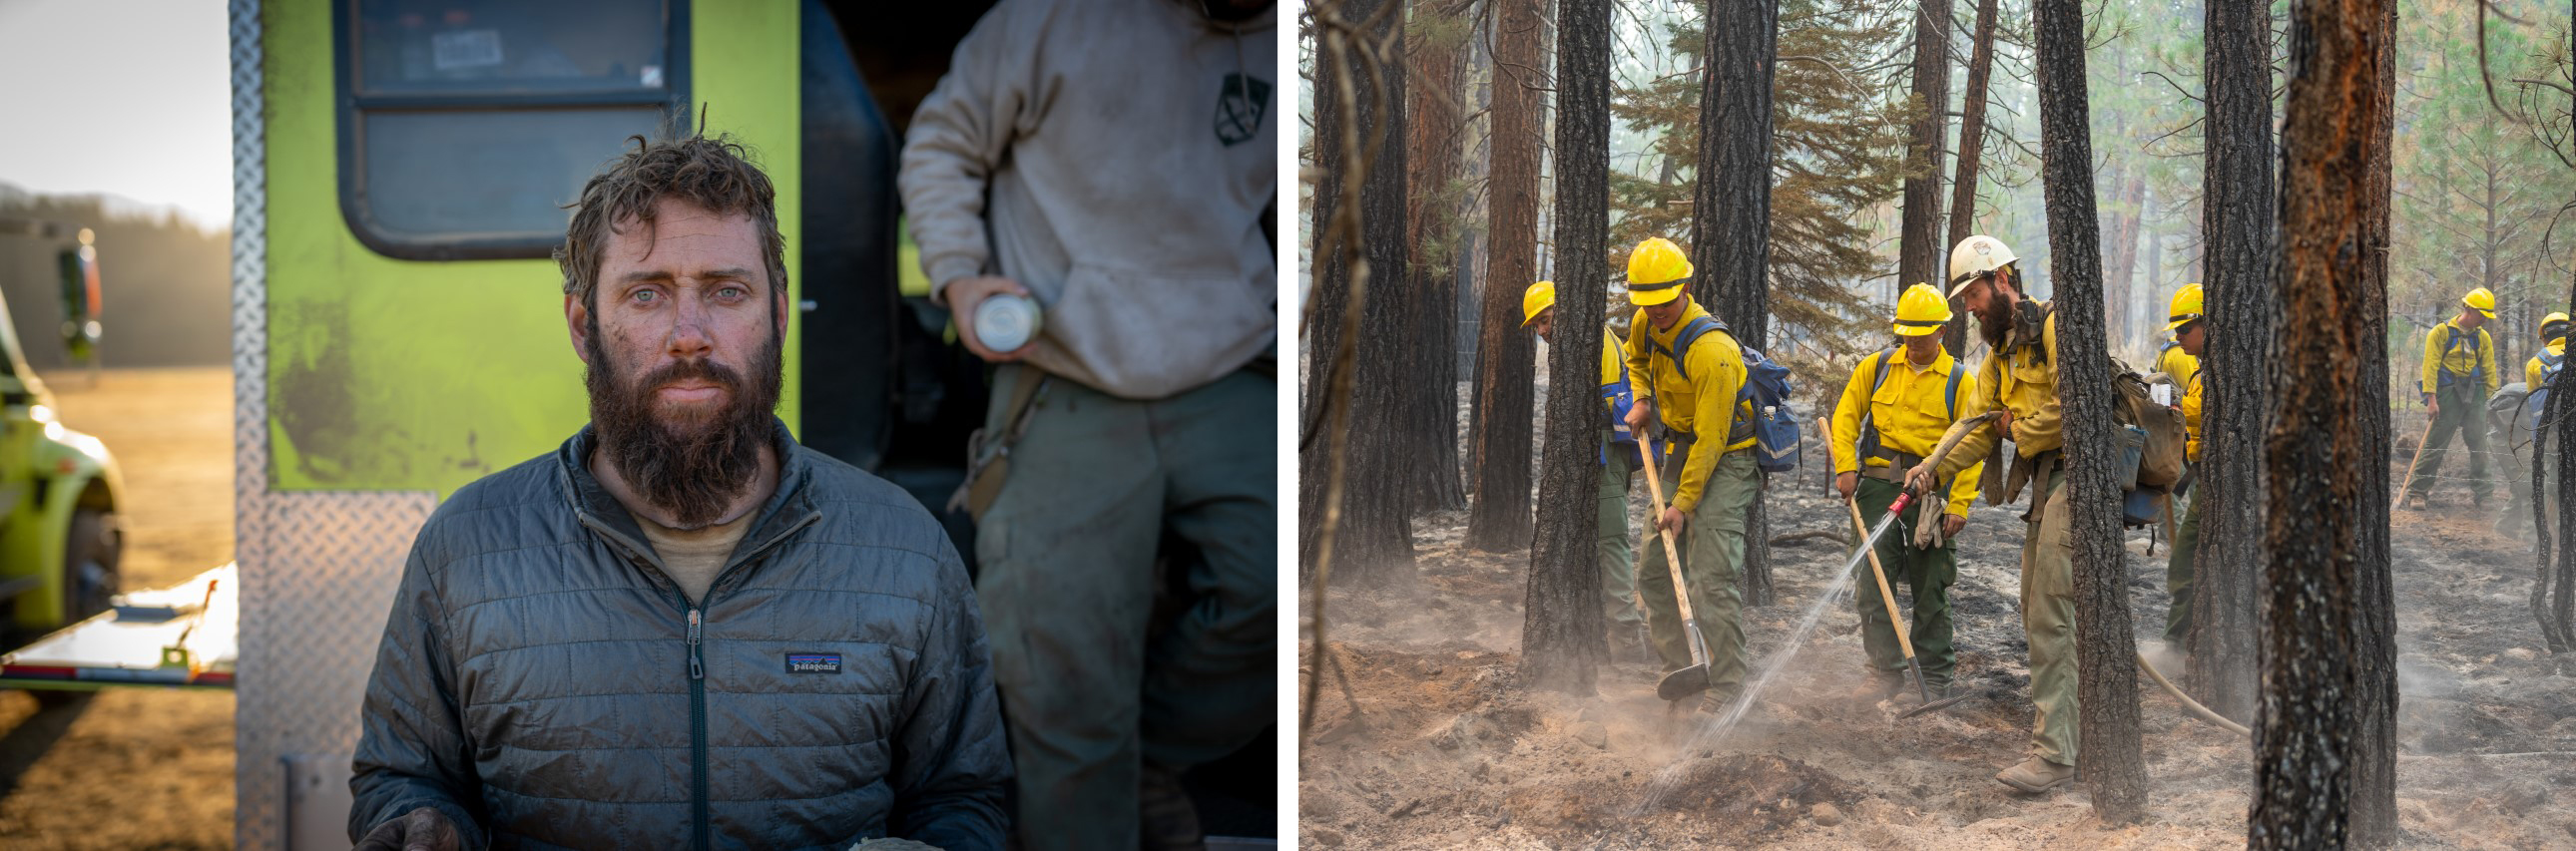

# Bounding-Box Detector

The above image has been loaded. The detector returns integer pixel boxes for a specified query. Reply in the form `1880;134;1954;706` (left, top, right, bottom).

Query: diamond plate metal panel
231;2;441;847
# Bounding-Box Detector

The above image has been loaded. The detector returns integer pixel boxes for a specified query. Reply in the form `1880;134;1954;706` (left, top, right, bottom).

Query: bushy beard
1975;288;2015;350
584;321;782;529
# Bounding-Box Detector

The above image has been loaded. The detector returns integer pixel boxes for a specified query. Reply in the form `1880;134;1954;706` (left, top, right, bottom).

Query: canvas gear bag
949;370;1053;520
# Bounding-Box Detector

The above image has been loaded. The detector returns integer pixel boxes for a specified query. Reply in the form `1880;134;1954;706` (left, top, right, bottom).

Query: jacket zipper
688;607;710;851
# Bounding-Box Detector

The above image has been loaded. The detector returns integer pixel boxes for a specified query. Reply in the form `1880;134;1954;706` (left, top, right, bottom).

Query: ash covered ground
1298;383;2576;849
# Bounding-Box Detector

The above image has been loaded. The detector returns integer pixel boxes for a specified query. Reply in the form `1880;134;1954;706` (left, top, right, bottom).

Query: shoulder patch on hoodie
1216;73;1272;147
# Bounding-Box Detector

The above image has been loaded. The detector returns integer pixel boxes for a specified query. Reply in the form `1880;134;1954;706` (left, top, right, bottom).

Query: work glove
353;807;463;851
1911;490;1949;549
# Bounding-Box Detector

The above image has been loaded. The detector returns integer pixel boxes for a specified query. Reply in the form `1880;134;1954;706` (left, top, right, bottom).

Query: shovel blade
1896;690;1977;719
1656;664;1711;700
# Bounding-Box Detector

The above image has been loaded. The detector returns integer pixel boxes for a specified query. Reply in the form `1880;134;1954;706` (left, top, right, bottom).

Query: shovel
1636;435;1713;700
1819;416;1940;710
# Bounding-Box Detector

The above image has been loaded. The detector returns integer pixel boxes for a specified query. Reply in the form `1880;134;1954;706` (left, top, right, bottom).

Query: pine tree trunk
1687;0;1781;609
1405;0;1471;515
2347;0;2401;841
2032;0;2149;822
2545;0;2576;664
1897;0;1955;307
1521;0;1612;694
1467;0;1548;552
2187;0;2272;724
2547;0;2576;659
1299;0;1418;587
2100;172;2145;351
1942;0;1999;357
2251;1;2391;844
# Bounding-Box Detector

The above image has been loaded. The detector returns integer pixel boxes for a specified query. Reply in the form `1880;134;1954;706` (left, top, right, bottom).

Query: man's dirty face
574;198;785;528
1531;307;1555;343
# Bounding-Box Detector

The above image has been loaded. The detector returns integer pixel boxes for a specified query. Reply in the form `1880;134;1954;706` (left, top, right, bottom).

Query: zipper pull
687;609;705;680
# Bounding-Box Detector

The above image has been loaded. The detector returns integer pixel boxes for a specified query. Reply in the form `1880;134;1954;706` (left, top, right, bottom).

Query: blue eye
633;289;659;304
718;286;746;298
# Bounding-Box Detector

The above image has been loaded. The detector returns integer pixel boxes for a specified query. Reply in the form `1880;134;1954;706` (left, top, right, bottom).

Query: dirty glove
1911;490;1950;549
353;807;463;851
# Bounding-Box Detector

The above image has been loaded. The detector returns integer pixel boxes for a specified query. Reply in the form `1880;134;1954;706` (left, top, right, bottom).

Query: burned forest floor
1299;402;2576;848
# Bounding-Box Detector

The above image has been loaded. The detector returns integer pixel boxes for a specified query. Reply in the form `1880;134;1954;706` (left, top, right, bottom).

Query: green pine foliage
1608;0;1909;367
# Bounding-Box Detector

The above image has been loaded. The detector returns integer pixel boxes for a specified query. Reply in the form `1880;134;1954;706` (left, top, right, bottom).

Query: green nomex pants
1635;446;1760;706
973;365;1276;850
1849;476;1957;692
2409;381;2493;502
2021;464;2080;768
2165;488;2200;644
1598;432;1642;633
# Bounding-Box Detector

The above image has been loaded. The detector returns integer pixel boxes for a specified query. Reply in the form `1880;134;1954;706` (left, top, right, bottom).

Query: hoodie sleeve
886;548;1013;849
349;541;488;850
896;0;1058;302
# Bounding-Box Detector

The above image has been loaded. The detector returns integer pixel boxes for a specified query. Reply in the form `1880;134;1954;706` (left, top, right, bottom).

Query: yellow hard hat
2541;310;2570;339
1521;280;1555;327
1626;237;1694;306
1946;234;2019;297
2465;287;2497;318
1893;282;1951;336
2164;283;2206;332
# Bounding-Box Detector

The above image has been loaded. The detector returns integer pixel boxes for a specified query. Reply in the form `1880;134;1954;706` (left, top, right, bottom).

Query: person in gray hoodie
348;134;1011;851
896;0;1277;847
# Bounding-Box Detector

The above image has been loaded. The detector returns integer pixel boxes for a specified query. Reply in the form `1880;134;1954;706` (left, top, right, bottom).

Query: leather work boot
1139;763;1206;851
1850;671;1905;705
1995;756;2077;793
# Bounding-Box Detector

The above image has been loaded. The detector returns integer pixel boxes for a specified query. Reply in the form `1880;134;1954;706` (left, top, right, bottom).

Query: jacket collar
556;418;822;594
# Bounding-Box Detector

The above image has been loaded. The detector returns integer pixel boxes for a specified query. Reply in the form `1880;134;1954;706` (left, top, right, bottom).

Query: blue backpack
1649;314;1802;474
2528;348;2565;419
2436;324;2486;391
1601;326;1663;468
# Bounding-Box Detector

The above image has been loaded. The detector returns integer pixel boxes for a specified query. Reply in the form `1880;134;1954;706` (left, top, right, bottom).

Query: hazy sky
0;0;232;230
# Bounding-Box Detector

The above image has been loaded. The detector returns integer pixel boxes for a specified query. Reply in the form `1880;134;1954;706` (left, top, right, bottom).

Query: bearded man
346;134;1011;851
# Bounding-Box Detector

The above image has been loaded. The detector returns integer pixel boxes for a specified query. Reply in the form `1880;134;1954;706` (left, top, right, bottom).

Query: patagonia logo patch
784;652;843;674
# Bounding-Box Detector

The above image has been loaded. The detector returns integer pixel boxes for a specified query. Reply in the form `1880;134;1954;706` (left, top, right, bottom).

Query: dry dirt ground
0;367;235;849
1300;424;2576;848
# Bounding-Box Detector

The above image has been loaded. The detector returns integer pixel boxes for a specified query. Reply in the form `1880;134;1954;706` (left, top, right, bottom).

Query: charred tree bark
2549;0;2576;658
1466;0;1547;552
1522;0;1611;694
1299;0;1417;586
1687;0;1782;608
2251;0;2391;844
2187;0;2273;724
1402;0;1471;515
2346;0;2400;842
1941;0;2000;357
1897;0;1955;306
2032;0;2149;822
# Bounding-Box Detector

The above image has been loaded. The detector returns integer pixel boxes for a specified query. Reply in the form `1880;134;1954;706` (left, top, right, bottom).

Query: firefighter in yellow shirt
2162;284;2207;645
1903;234;2078;793
2502;311;2569;535
2407;287;2502;510
2154;283;2201;383
1523;280;1650;658
1829;283;1982;701
1618;236;1759;713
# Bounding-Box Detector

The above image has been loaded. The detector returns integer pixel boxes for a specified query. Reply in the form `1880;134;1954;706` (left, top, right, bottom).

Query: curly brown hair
555;134;788;311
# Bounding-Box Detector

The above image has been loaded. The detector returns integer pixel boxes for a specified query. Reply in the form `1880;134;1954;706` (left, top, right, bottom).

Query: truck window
335;0;689;259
